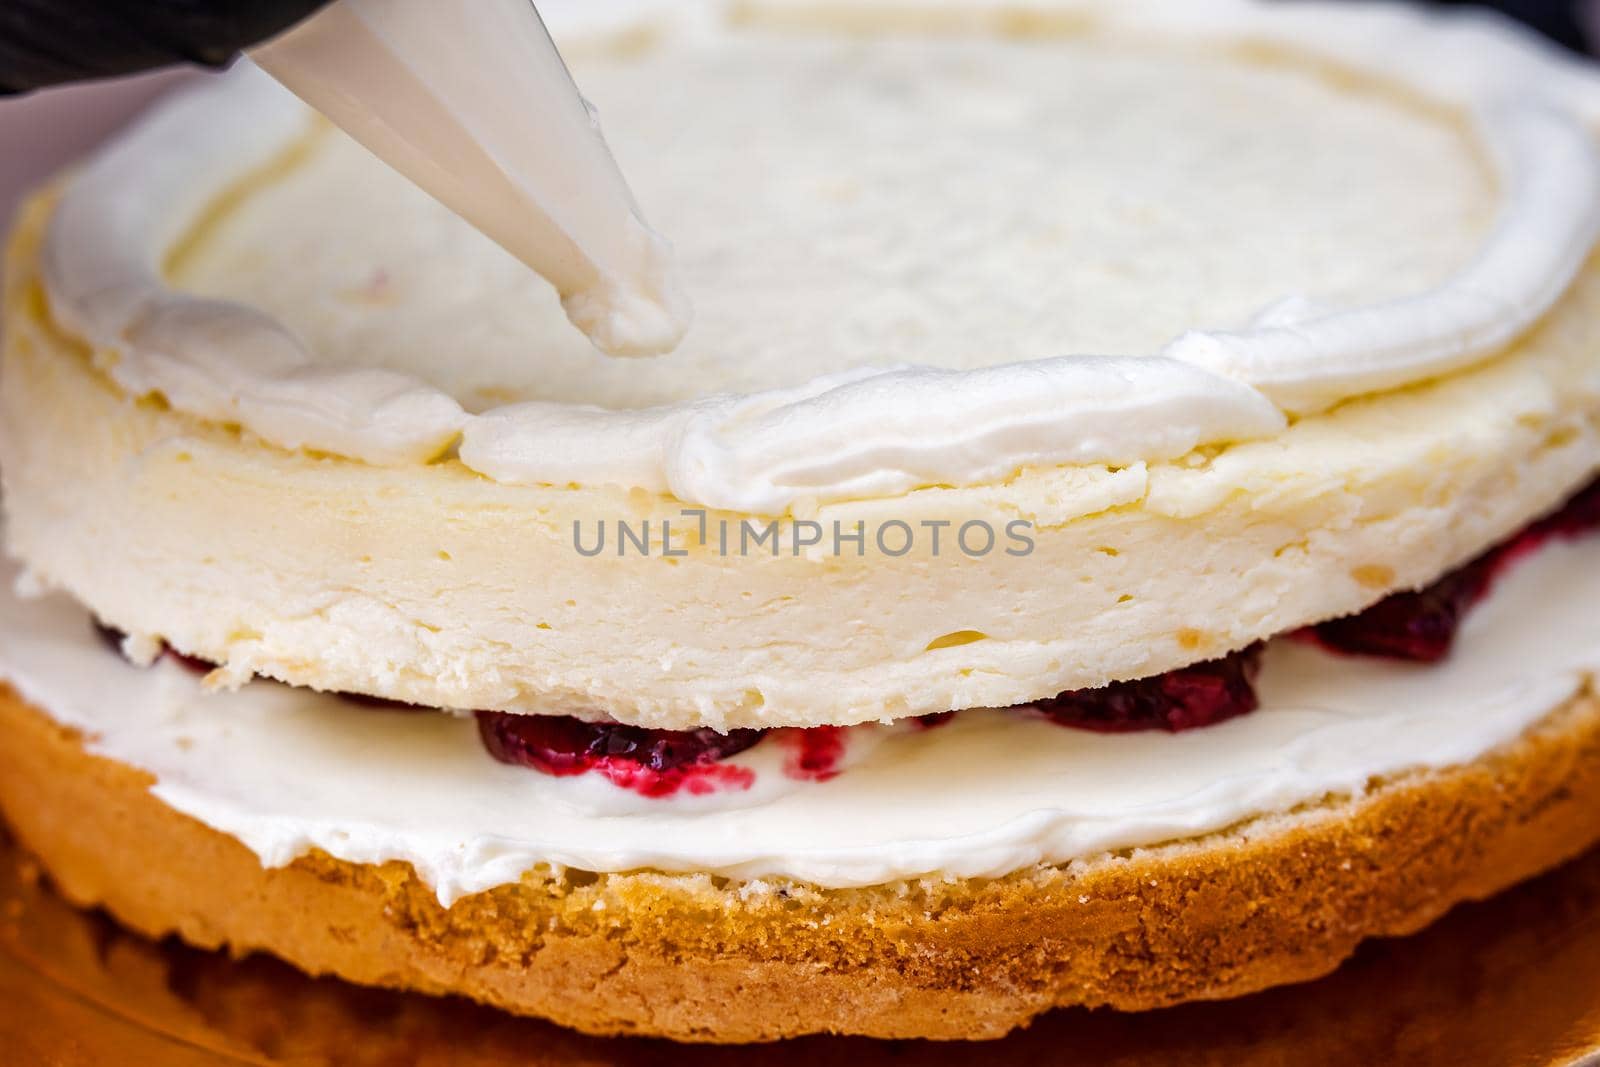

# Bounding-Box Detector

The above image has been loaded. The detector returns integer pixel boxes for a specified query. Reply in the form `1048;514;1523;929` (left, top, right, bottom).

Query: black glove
0;0;333;93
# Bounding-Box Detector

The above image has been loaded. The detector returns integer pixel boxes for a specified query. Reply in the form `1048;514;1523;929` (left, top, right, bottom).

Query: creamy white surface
38;69;466;466
251;0;690;358
191;34;1492;409
40;0;1600;511
4;537;1596;904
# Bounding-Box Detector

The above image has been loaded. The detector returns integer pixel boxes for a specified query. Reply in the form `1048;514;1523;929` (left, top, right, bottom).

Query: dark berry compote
475;711;762;797
1033;644;1264;733
1304;475;1600;662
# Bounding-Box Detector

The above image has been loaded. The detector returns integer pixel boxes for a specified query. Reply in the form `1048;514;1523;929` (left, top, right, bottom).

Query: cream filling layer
38;0;1600;512
3;537;1597;904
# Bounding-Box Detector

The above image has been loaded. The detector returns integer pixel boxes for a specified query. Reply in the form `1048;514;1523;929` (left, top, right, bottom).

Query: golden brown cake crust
2;682;1599;1043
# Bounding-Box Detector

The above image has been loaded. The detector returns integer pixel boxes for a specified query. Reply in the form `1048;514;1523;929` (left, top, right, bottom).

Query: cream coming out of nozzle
251;0;691;357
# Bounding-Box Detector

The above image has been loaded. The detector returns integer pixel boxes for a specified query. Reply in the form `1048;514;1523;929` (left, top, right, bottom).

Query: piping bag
250;0;691;357
0;0;689;356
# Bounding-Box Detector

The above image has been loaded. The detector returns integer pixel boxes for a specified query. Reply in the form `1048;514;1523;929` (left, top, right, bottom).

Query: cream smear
39;0;1600;510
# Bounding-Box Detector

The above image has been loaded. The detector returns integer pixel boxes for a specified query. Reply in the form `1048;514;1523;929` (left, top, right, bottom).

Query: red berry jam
475;711;762;797
778;725;847;781
1305;475;1600;662
1033;643;1264;733
1302;561;1493;662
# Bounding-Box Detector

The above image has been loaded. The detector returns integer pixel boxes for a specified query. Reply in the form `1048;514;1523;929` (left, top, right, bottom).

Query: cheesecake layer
6;184;1600;726
9;0;1600;727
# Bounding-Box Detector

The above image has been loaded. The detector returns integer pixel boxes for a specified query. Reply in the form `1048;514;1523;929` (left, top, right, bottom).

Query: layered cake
4;0;1600;1042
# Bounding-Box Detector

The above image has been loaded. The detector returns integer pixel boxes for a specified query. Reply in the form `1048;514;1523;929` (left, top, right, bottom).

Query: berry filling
1032;643;1265;733
1303;475;1600;662
1300;562;1492;663
474;711;762;797
778;725;847;781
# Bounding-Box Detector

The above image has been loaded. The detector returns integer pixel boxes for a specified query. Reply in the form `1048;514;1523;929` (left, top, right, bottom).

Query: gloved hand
0;0;333;93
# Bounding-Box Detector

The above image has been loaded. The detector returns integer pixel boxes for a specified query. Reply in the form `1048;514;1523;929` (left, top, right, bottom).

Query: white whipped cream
1166;101;1600;413
251;0;690;358
38;69;466;465
463;359;1282;516
40;0;1600;511
3;536;1597;904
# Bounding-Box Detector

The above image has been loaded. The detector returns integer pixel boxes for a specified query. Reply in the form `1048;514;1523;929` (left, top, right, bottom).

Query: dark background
1436;0;1594;49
